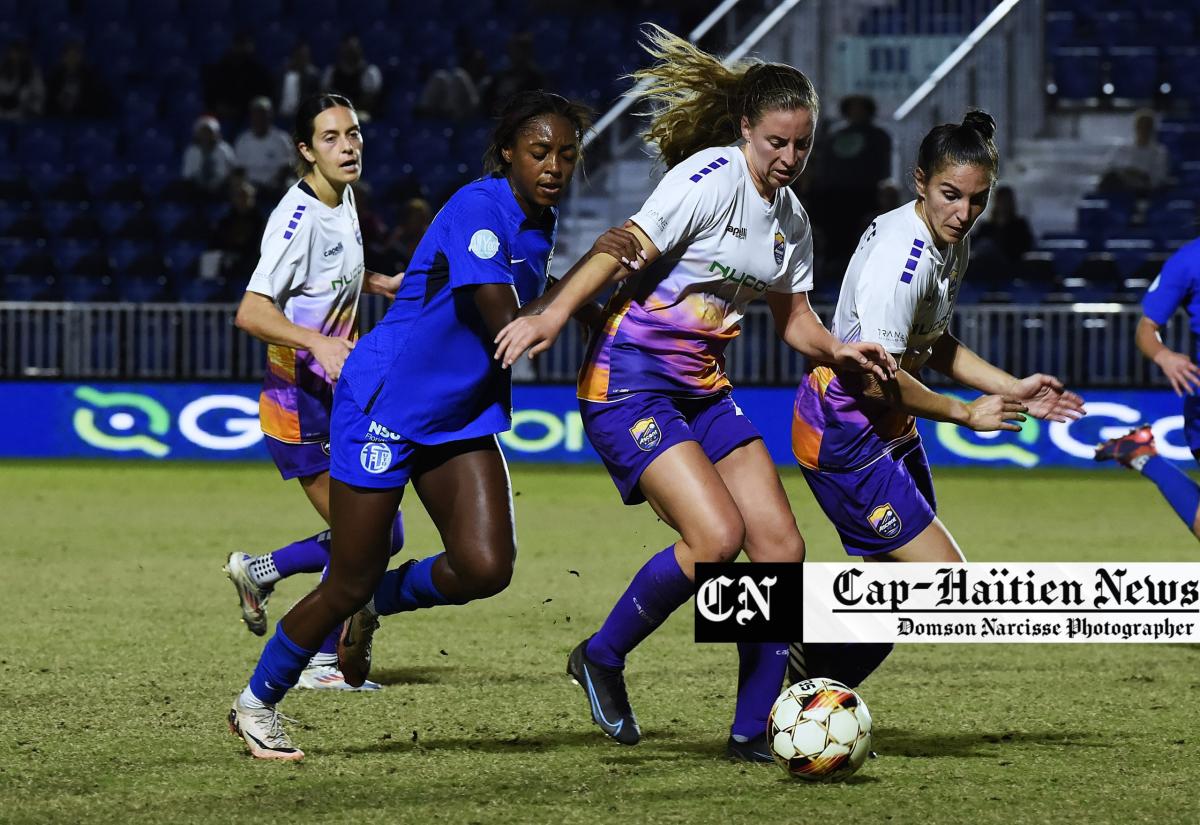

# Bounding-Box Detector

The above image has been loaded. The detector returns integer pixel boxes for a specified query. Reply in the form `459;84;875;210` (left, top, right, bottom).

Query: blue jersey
1143;238;1200;359
340;175;557;444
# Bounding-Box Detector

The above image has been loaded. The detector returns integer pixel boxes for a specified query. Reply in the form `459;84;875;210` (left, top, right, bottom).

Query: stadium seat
52;238;103;274
1106;47;1160;102
2;273;59;302
116;274;171;303
1103;238;1158;278
175;277;226;303
1052;47;1102;101
165;240;208;281
1038;237;1091;277
61;273;116;302
1044;12;1077;51
96;202;142;235
107;239;162;276
1165;48;1200;103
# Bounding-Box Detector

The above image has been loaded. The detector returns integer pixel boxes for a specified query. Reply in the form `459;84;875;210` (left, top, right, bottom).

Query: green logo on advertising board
72;387;171;457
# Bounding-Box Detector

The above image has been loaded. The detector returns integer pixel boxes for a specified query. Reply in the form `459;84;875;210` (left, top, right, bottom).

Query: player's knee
323;569;384;615
691;518;746;563
450;550;514;601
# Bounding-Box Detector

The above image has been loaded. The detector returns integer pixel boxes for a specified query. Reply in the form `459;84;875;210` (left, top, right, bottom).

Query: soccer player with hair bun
227;90;644;761
788;110;1086;688
494;25;896;762
224;93;404;692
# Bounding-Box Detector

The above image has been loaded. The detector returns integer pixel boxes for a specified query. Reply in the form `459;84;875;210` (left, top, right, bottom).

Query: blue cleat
725;732;775;763
567;638;641;745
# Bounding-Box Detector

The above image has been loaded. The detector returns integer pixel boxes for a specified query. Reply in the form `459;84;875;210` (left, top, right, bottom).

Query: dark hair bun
961;110;996;142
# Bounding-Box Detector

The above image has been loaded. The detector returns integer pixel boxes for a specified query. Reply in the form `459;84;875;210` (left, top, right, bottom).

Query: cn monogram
696;574;777;625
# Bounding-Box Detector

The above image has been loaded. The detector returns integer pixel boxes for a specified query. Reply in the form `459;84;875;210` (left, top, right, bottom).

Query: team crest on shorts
321;441;331;456
629;417;662;452
867;502;902;539
360;442;392;474
773;230;786;266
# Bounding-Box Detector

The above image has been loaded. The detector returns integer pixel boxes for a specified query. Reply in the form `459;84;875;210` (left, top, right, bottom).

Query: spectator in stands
212;178;266;280
377;196;433;273
876;179;901;213
417;42;484;120
349;180;389;267
205;33;274;125
278;42;322;119
46;39;108;118
806;94;893;264
0;39;45;120
235;97;295;198
1100;109;1170;195
181;115;237;196
323;35;383;119
972;185;1034;274
483;32;544;116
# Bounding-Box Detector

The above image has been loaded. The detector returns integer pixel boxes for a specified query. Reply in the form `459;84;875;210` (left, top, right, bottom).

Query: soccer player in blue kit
1095;237;1200;541
227;91;642;760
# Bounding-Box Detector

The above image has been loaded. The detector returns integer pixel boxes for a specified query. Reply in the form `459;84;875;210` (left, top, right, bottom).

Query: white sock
307;652;337;668
1130;453;1152;472
239;686;268;710
364;597;378;617
248;554;281;587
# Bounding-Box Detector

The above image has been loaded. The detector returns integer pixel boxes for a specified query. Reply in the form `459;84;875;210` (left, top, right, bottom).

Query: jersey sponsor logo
867;503;902;539
900;238;925;284
323;242;344;258
725;224;747;240
629;417;662;452
773;231;786;266
360;442;393;474
708;260;768;292
468;229;501;260
687;155;729;183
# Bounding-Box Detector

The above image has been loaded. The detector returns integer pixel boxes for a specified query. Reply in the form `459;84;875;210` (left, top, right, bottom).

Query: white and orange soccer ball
767;677;873;781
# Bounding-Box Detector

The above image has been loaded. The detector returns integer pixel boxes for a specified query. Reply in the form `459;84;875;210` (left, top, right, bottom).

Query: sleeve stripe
688;155;730;183
899;237;924;283
283;231;294;240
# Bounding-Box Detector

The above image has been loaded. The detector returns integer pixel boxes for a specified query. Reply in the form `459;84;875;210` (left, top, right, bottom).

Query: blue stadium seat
176;277;225;303
1165;47;1200;102
52;238;103;273
83;0;130;22
96;202;142;235
89;164;142;201
1044;11;1077;51
1076;198;1130;242
1052;47;1102;101
1104;238;1158;278
2;273;59;301
165;240;208;280
116;274;170;303
61;273;115;302
107;239;160;274
1039;236;1091;276
139;131;179;167
1106;47;1161;101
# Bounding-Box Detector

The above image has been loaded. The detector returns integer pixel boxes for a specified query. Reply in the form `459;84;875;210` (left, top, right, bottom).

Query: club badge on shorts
867;502;902;539
629;417;662;452
360;442;393;474
773;230;786;266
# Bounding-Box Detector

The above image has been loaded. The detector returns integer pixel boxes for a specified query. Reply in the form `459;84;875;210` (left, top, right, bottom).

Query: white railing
889;0;1044;186
0;300;1181;389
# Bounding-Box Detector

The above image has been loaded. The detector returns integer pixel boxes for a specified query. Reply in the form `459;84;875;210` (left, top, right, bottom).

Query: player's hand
589;222;647;271
831;342;897;382
1153;349;1200;397
310;335;355;382
965;394;1027;432
1009;373;1086;421
379;271;405;300
494;311;567;368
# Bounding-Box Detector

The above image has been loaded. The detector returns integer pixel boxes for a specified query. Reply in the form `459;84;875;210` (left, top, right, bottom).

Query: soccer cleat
223;552;273;636
337;608;380;689
567;638;641;745
1094;424;1157;467
726;732;775;763
227;695;304;761
296;663;382;691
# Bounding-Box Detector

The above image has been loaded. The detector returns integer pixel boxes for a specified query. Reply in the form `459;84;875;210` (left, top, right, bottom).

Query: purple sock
270;529;330;578
587;545;692;670
731;642;788;740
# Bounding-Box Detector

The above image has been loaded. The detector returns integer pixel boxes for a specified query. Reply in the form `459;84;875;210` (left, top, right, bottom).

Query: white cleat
223;552;273;636
296;663;382;692
227;695;304;761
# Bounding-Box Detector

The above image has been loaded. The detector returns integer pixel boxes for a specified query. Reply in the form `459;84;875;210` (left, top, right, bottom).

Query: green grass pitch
2;460;1198;824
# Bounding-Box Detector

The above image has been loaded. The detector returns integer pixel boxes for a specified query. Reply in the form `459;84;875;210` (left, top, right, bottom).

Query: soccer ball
767;677;873;781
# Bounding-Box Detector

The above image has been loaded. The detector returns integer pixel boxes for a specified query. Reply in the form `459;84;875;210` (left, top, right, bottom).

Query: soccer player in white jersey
494;25;895;762
223;94;404;691
787;111;1086;687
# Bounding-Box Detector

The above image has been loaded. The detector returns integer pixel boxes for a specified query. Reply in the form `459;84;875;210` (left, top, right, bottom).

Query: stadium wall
6;381;1194;469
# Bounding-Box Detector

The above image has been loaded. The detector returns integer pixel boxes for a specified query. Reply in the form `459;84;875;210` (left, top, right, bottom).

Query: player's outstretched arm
1136;315;1200;396
863;370;1027;432
766;292;896;382
494;222;660;367
235;291;354;381
926;332;1085;422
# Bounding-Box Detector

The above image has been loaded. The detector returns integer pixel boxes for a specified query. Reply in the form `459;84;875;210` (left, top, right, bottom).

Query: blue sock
1139;455;1200;531
732;642;788;740
373;554;451;615
248;624;318;705
587;545;693;670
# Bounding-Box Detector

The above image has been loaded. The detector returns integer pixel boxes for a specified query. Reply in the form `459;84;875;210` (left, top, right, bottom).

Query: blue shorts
801;440;937;557
264;436;331;481
329;387;499;489
580;391;762;505
1184;394;1200;455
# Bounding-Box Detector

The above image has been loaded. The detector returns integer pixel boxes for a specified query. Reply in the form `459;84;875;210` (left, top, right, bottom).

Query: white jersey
833;200;968;373
580;144;813;400
246;181;364;442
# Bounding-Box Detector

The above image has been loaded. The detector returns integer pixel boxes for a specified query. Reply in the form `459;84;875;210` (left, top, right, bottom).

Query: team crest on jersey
773;231;786;266
629;417;662;452
360;442;392;474
867;503;902;539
